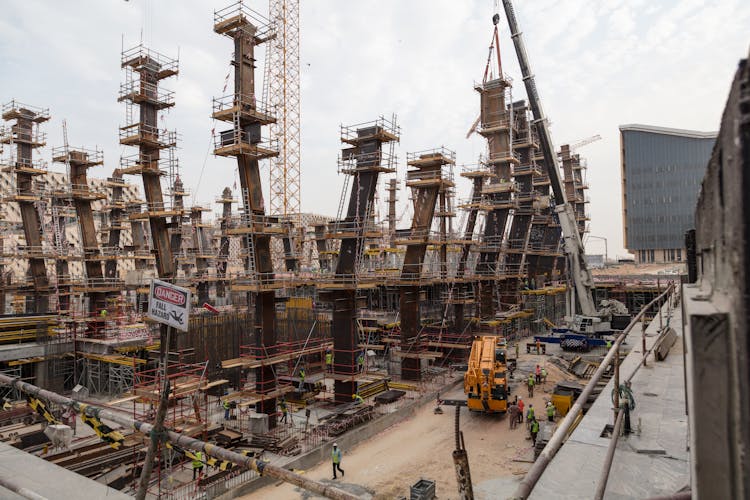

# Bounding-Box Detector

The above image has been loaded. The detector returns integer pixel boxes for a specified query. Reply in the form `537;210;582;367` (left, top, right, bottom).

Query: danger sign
148;279;191;332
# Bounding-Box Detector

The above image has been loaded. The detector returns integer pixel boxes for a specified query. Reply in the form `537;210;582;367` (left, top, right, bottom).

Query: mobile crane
501;0;621;334
464;336;510;413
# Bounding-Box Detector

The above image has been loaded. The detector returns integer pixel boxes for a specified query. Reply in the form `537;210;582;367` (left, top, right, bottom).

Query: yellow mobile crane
464;336;510;413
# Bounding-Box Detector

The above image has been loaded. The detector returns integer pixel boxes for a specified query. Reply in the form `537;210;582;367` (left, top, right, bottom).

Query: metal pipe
0;374;358;500
511;283;674;499
0;476;49;500
136;324;172;500
593;408;625;500
613;346;620;421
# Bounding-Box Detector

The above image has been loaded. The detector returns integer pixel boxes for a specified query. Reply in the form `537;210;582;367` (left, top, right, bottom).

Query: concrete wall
682;48;749;500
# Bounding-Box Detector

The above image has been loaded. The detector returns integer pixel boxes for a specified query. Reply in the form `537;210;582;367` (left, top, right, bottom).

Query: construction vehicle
464;336;510;413
500;0;627;334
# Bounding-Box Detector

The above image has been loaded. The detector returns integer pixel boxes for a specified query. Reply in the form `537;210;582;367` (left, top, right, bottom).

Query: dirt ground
244;352;569;500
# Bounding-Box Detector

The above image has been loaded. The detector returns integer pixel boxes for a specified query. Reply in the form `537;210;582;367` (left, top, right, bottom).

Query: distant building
620;124;716;264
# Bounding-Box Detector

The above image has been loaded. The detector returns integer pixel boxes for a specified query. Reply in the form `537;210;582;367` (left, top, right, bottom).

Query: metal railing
120;152;174;174
118;80;175;108
119;123;177;148
339;116;400;144
406;146;456;165
212;92;274;118
2;100;50;120
213;1;275;41
121;44;179;75
337;149;397;173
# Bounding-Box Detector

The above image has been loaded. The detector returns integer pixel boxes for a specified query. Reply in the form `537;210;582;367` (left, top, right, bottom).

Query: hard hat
333;443;338;447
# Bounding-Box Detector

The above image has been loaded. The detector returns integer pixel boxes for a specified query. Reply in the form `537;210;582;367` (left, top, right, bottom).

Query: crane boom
501;0;597;316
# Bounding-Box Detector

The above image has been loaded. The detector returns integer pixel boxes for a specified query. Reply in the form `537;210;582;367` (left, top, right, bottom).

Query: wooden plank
222;343;332;369
390;351;443;359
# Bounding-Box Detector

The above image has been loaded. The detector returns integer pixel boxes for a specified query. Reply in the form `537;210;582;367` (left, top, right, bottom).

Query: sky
1;0;748;259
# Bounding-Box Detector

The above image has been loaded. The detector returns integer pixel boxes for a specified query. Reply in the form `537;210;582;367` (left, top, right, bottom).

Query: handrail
511;282;675;499
594;408;626;500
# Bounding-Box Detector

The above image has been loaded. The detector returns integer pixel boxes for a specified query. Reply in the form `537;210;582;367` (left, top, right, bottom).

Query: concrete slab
0;440;131;499
529;301;689;499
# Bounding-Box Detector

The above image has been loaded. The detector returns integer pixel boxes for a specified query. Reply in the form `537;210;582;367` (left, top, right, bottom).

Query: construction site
0;1;747;499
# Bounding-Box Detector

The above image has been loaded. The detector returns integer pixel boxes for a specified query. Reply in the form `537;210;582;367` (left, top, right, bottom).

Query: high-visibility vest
547;405;555;417
531;420;539;433
527;407;535;419
528;375;535;386
279;401;287;413
223;400;230;410
541;368;547;378
326;353;333;365
299;369;305;381
192;451;203;468
332;448;341;464
353;394;364;404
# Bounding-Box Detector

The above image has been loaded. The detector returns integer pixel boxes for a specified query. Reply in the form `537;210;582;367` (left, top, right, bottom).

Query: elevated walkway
529;299;688;499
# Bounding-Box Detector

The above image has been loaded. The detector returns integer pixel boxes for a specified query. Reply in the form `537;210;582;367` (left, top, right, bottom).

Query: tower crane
569;134;601;151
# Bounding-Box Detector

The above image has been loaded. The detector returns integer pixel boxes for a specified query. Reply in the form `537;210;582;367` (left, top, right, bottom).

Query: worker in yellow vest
526;404;535;430
325;350;333;373
279;397;288;424
192;450;204;480
530;417;540;445
546;401;556;422
331;443;344;480
352;393;364;405
222;399;231;420
527;372;535;397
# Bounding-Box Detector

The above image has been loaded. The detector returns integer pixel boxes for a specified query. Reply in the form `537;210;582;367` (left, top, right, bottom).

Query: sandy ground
244;352;569;500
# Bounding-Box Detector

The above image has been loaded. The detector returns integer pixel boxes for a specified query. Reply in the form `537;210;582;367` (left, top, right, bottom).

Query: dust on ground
243;352;570;500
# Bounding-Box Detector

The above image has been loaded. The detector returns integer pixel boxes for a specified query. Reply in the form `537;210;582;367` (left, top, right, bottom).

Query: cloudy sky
1;0;748;258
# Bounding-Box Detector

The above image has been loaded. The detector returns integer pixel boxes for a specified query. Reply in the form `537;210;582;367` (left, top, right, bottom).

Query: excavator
464;336;510;413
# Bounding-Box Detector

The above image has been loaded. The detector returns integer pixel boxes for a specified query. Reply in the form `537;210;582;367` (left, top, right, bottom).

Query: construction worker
536;338;542;354
192;450;204;480
325;350;333;373
530;417;540;445
517;397;525;425
332;443;344;480
100;308;108;319
222;399;231;420
541;366;548;385
352;393;364;405
527;372;535;397
526;404;535;429
279;397;288;424
298;367;306;391
508;401;519;430
606;339;612;351
357;351;365;373
546;401;555;422
535;364;541;384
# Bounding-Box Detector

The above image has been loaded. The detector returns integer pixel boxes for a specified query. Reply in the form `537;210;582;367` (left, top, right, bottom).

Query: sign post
148;279;191;332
